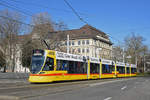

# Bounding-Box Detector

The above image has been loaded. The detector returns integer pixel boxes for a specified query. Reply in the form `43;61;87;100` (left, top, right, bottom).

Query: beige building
57;24;113;59
3;24;112;72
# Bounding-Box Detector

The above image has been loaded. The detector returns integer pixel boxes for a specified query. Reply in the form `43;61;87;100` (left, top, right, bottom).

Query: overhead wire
0;15;34;27
63;0;88;24
0;0;33;17
0;0;128;44
0;0;34;26
10;0;150;33
9;0;91;16
63;0;124;44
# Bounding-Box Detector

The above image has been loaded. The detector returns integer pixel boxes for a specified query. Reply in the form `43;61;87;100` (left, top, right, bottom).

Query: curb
0;95;20;100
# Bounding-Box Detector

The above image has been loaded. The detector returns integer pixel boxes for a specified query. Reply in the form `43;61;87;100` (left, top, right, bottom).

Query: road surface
0;77;150;100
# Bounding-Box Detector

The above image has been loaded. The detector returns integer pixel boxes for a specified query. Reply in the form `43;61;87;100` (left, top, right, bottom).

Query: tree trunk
3;66;6;73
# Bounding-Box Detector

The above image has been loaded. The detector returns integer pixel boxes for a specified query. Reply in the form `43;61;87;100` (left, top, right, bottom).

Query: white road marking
134;86;136;88
121;86;127;90
135;82;139;84
104;97;112;100
89;78;132;87
146;80;149;82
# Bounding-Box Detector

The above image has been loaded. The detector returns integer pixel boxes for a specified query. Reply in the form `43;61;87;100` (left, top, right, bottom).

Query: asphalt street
0;77;150;100
27;77;150;100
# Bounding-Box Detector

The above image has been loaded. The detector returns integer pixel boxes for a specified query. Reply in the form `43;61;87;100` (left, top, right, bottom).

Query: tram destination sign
90;57;99;64
33;49;44;56
116;62;125;66
56;52;84;62
101;59;112;65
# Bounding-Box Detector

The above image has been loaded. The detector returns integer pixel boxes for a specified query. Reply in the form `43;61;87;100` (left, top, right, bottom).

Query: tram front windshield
31;56;45;74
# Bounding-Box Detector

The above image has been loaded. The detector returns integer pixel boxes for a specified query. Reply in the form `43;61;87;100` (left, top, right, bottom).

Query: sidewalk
0;72;29;79
0;78;28;83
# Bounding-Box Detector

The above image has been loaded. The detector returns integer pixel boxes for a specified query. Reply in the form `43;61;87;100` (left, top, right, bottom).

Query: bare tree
0;48;6;72
54;20;68;31
124;33;148;72
31;12;54;37
21;12;68;68
21;36;33;68
112;46;123;62
45;21;68;51
0;9;23;72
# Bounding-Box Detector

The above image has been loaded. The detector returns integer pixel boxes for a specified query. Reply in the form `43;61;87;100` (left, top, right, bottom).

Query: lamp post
122;47;125;63
67;35;69;53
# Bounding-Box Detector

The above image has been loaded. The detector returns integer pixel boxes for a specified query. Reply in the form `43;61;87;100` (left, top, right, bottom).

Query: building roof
18;24;113;45
47;24;113;45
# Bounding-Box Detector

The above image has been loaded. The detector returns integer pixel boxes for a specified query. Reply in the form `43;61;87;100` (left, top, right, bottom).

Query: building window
72;49;75;53
65;41;67;45
69;41;71;46
78;48;81;53
86;40;89;44
87;48;89;53
82;40;85;45
82;48;85;53
93;40;96;45
78;41;80;45
72;41;74;45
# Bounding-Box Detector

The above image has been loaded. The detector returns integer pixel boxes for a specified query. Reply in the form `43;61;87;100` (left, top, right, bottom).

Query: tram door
43;50;56;71
42;57;55;71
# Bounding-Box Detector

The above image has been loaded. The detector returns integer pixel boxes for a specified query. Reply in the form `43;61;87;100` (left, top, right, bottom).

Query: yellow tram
29;49;137;83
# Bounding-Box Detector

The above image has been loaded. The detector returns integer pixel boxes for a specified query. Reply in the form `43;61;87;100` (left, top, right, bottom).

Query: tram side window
83;62;87;73
90;63;99;74
127;67;130;73
110;65;115;72
68;61;75;73
43;57;54;71
122;67;125;73
102;64;112;73
117;66;119;72
131;68;136;73
117;66;125;73
56;60;68;71
135;68;137;73
68;61;87;74
56;60;87;73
